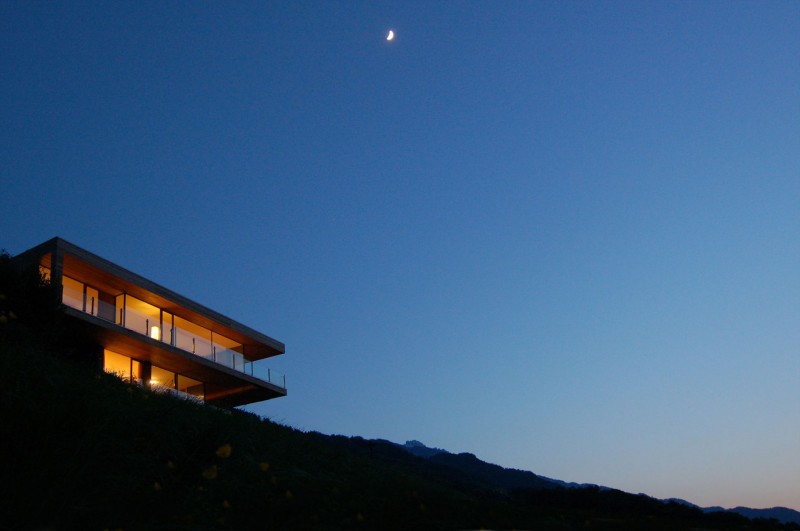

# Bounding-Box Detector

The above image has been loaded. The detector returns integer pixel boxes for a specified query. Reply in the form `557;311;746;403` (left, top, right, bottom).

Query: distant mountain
402;440;447;459
669;499;800;524
396;441;800;526
705;506;800;525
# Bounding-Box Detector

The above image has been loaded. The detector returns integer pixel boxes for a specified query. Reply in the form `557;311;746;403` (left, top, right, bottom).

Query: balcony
61;279;286;390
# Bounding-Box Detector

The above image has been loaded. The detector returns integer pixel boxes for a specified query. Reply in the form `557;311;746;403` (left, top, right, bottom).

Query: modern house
12;237;286;408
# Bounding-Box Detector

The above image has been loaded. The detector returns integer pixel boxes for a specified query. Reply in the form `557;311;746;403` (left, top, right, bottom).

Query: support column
91;343;104;373
50;242;65;306
140;361;152;388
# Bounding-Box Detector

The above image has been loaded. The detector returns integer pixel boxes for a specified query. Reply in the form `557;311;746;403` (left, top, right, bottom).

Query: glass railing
123;305;159;338
62;285;85;312
214;347;245;371
93;298;118;324
171;327;214;359
62;285;286;390
63;287;118;324
265;368;286;389
166;324;285;389
173;326;194;354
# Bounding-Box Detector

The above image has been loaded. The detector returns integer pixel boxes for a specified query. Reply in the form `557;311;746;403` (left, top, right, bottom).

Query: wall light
150;325;160;340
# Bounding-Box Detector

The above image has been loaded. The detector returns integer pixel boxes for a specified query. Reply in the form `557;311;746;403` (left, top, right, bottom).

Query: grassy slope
3;342;798;531
0;340;521;531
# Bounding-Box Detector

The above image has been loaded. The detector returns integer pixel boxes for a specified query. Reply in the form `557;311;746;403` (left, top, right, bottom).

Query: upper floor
14;237;286;407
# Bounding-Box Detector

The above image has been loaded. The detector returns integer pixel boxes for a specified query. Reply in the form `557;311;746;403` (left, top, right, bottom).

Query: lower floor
103;349;205;402
68;309;286;407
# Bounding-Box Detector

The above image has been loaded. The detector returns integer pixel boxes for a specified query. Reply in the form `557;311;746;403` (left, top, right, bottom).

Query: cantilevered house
13;237;286;408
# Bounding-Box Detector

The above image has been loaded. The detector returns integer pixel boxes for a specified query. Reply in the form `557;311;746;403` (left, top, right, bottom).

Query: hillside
397;442;800;526
1;260;797;530
2;342;799;531
397;439;591;491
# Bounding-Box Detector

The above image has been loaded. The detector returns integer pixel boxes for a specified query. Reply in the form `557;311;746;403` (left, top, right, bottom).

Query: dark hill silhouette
707;507;800;525
396;441;800;526
396;439;601;491
2;254;798;530
6;340;796;531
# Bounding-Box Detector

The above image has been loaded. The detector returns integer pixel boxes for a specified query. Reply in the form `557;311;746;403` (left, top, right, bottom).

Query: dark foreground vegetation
1;252;797;530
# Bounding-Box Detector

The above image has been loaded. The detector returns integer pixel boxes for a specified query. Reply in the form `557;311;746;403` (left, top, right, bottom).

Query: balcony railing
62;285;286;390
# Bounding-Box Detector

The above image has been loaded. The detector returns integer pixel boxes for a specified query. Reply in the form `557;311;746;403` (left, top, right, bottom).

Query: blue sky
2;1;798;510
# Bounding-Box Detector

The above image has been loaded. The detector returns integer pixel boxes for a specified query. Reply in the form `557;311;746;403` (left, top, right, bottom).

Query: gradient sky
2;1;798;511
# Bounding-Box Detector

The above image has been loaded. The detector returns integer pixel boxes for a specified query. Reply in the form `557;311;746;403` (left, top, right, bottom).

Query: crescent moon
386;30;395;41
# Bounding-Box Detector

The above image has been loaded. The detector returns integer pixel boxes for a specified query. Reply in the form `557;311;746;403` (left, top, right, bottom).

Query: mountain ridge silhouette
394;440;800;525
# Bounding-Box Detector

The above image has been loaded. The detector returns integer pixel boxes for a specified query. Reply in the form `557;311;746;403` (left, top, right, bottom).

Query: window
150;365;176;390
178;374;204;400
103;350;141;383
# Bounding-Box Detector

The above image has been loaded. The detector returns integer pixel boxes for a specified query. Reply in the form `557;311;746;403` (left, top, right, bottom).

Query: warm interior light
149;379;158;386
150;325;160;340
